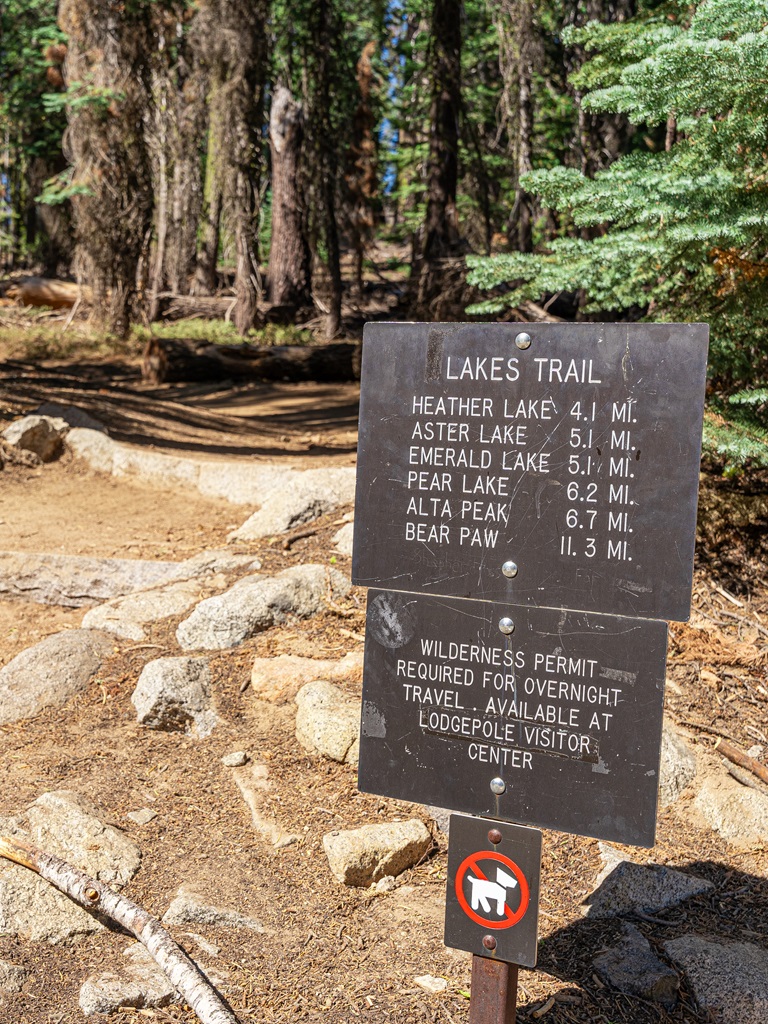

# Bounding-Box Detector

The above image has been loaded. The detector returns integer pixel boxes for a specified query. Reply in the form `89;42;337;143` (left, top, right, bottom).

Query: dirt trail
0;369;767;1024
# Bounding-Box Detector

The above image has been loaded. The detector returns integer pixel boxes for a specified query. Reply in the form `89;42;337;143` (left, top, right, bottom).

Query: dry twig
715;737;768;786
0;834;239;1024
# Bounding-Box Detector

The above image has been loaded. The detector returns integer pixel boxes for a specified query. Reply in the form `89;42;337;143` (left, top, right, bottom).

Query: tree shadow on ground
516;859;768;1023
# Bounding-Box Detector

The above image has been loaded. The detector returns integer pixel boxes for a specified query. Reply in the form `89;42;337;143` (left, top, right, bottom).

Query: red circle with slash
455;850;530;929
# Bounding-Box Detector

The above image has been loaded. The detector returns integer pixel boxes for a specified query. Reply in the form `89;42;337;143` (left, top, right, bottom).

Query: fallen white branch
0;834;240;1024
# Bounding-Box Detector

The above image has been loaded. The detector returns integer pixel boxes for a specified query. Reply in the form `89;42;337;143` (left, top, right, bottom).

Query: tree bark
58;0;156;338
267;86;312;308
412;0;463;317
194;93;224;296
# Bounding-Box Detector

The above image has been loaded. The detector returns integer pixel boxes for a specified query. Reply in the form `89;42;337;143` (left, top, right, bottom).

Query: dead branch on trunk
0;834;239;1024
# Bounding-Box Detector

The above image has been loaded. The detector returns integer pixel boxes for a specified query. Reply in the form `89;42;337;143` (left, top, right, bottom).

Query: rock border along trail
0;412;767;1024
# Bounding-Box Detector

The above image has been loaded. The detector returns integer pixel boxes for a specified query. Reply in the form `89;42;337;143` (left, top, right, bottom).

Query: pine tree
468;0;768;468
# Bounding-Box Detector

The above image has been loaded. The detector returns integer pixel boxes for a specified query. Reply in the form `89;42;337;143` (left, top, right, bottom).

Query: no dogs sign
445;814;541;967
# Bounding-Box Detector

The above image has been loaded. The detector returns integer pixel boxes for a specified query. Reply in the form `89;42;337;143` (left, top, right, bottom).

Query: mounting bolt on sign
445;814;542;970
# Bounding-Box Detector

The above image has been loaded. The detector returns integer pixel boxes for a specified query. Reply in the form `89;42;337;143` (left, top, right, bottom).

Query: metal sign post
351;321;709;1024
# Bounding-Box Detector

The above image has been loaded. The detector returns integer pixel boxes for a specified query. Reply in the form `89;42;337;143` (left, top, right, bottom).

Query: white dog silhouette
467;867;518;916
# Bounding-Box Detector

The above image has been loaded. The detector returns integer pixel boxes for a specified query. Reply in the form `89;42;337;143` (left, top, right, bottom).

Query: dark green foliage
467;0;768;469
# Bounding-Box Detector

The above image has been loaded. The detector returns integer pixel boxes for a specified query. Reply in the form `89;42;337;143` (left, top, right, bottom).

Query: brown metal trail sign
351;321;708;1016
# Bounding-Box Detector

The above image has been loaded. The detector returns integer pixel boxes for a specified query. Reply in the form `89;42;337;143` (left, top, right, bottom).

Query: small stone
295;680;360;764
0;629;113;726
2;414;67;462
131;656;217;736
426;806;451;835
415;975;448;995
333;522;354;557
374;875;396;893
664;934;768;1024
162;886;267;933
747;744;764;759
584;858;713;918
250;650;363;704
183;933;220;957
221;751;248;767
0;959;28;994
694;775;768;848
323;819;432;887
79;944;177;1016
594;923;678;1008
126;808;157;825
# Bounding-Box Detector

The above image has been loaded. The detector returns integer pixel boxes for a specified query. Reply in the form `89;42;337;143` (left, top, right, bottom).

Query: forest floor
0;336;767;1024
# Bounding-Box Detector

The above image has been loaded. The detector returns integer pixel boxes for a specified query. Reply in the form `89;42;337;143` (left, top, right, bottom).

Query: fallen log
144;337;359;383
0;833;240;1024
4;277;92;310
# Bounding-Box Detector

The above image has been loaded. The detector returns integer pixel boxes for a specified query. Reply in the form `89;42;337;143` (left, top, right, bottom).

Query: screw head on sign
490;777;506;795
488;828;502;845
499;617;515;635
482;935;497;951
501;560;518;579
515;332;532;350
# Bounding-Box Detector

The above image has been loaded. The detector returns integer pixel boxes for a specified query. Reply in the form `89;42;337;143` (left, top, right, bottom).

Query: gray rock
0;629;113;725
35;402;106;432
231;764;300;849
67;427;355;515
415;975;448;995
0;794;139;944
664;934;768;1024
693;775;768;849
27;790;141;887
333;522;355;557
221;751;248;767
584;858;713;918
295;680;360;764
227;469;356;541
426;807;451;836
659;721;697;808
126;808;157;825
66;428;117;474
162;886;267;933
132;656;216;736
323;820;432;887
2;414;67;462
250;650;363;704
0;551;179;607
82;577;221;641
0;959;28;994
79;944;177;1015
169;549;261;579
0;861;100;943
594;922;678;1008
176;565;350;650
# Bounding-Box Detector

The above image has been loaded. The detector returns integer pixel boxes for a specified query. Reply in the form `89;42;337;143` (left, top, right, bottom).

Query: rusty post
469;955;518;1024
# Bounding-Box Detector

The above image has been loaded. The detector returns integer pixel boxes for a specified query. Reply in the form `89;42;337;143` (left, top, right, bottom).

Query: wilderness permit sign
352;322;708;622
358;589;668;847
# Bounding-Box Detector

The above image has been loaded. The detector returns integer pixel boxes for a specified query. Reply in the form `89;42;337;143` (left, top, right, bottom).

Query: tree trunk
194;98;224;295
310;0;343;338
267;85;312;308
413;0;463;317
58;0;156;338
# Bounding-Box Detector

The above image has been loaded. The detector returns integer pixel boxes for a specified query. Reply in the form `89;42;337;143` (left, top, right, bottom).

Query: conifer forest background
1;0;768;468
